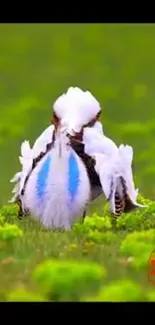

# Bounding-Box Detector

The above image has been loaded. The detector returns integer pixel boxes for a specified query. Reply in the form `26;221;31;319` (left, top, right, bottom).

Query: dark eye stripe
83;111;101;128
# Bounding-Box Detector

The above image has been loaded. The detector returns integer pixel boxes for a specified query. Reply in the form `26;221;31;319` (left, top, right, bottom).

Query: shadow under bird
10;87;146;228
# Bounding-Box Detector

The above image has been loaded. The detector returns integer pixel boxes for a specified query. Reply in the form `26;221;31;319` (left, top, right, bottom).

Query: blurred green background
0;23;155;206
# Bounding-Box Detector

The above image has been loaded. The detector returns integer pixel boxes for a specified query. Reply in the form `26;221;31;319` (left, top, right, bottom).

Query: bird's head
51;87;102;139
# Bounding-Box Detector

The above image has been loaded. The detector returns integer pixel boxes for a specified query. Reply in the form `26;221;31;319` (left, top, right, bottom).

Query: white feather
22;132;91;229
21;141;32;159
9;126;55;202
9;176;21;203
10;172;21;183
9;140;33;202
119;144;133;166
93;153;116;200
93;147;145;214
32;125;54;159
54;87;101;134
117;144;143;205
81;127;145;211
83;126;118;157
12;183;19;194
92;121;104;135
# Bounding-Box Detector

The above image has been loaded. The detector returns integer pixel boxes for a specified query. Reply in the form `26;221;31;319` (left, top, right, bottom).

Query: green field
0;23;155;301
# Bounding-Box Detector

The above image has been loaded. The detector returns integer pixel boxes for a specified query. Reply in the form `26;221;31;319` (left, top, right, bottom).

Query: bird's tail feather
9;140;33;203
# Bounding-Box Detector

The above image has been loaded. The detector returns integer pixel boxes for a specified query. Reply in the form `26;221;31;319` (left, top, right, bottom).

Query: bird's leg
17;201;25;219
82;210;86;223
16;197;28;219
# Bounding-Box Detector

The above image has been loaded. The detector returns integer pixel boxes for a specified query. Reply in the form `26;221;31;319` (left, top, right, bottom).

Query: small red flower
148;250;155;285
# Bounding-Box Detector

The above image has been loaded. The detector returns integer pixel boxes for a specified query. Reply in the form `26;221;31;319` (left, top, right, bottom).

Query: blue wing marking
36;155;51;199
68;153;80;201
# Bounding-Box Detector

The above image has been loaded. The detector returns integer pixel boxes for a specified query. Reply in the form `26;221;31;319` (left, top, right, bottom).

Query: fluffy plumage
93;144;145;215
54;87;101;134
32;125;54;159
22;132;91;229
9;86;146;227
68;125;145;214
83;126;118;156
9;141;33;203
9;123;103;205
10;86;102;204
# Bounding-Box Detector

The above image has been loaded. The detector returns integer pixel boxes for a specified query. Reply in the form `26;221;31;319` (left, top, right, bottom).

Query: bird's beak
58;118;76;136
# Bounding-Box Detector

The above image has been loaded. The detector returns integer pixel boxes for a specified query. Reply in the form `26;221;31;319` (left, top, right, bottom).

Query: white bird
9;86;145;223
19;130;91;229
10;86;103;209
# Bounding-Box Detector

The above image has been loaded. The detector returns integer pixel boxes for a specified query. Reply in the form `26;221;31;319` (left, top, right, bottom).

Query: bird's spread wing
9;125;55;203
82;126;145;215
92;145;145;215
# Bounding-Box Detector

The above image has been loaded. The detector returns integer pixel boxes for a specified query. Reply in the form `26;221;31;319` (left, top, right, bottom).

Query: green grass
1;23;155;301
0;196;155;302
